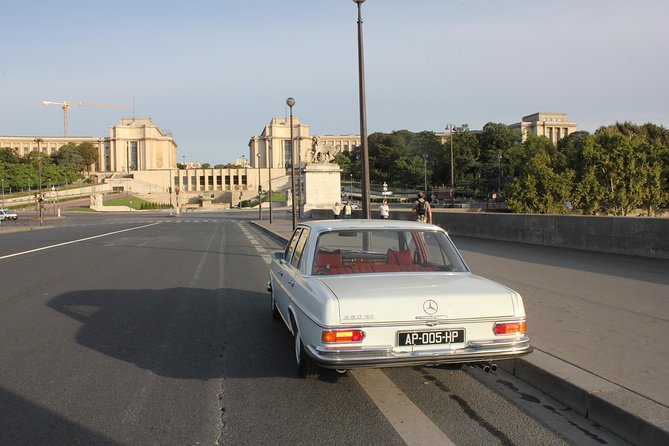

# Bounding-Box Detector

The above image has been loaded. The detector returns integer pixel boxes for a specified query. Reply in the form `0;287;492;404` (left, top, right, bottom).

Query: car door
272;227;305;322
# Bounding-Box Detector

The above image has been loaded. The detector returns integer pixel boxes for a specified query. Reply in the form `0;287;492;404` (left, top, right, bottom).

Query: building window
225;175;231;186
216;175;222;186
130;141;138;170
283;140;292;167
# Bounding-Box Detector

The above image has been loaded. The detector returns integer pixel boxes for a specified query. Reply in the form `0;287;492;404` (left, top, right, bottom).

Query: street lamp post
34;138;44;226
1;178;5;208
286;97;297;230
423;153;428;192
267;137;273;224
257;153;262;221
353;0;371;219
448;124;455;207
350;174;353;201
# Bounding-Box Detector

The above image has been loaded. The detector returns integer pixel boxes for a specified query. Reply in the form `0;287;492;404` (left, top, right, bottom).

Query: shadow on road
0;387;119;445
47;287;300;380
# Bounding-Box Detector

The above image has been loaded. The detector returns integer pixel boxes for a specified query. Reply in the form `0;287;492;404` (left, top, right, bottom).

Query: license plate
398;329;465;346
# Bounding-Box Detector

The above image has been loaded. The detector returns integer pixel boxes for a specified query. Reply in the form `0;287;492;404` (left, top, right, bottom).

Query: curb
249;220;669;445
500;350;669;445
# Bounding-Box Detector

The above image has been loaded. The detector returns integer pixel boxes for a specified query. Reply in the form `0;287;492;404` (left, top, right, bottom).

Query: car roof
297;219;446;233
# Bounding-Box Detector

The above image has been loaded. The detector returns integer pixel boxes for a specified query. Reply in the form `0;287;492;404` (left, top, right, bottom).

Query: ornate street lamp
353;0;371;218
286;97;297;230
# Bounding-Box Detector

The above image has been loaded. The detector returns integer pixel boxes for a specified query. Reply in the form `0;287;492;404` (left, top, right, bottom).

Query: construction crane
42;100;131;137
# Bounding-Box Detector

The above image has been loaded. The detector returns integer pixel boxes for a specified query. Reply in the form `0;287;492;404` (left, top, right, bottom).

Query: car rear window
312;229;468;275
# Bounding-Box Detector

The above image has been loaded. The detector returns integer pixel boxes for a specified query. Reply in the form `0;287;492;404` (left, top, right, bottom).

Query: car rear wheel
294;327;320;379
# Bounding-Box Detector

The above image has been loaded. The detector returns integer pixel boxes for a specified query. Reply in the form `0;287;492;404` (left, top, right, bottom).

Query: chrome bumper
306;336;532;369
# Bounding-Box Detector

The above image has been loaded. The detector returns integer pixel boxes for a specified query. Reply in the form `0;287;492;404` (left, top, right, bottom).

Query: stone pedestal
302;163;341;217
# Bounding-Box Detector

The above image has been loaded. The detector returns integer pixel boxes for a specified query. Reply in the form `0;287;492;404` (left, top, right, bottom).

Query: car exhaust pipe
477;362;491;373
476;362;497;373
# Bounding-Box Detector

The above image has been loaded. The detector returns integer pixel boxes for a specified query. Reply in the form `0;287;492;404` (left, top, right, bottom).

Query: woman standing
379;199;390;219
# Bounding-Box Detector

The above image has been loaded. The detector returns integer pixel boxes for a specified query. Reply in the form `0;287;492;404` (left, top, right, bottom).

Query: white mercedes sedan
268;220;531;378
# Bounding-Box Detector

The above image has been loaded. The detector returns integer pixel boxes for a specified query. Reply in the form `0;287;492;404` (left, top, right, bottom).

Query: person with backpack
343;202;353;219
412;191;432;224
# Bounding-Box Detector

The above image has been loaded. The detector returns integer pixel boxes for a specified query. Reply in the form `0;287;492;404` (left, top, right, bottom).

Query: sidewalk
250;215;669;446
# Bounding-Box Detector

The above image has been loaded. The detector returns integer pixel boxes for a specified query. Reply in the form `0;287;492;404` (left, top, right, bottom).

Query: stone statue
309;136;340;164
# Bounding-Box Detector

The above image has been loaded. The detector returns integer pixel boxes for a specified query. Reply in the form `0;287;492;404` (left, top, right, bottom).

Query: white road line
352;369;456;446
0;222;161;261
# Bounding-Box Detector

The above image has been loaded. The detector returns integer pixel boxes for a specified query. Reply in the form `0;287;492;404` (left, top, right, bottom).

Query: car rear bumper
306;336;532;369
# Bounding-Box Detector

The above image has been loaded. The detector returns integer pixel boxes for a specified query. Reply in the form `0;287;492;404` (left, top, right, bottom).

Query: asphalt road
0;212;630;445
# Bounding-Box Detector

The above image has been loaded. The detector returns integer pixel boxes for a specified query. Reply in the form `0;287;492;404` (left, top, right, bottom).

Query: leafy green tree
477;123;523;196
448;125;480;197
77;142;98;172
0;147;22;164
559;132;606;214
507;135;574;214
56;143;85;171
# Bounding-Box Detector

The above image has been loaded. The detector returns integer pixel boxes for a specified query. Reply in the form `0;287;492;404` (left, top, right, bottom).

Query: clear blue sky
2;0;667;164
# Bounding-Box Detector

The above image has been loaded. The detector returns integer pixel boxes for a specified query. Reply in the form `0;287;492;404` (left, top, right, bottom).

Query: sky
2;0;668;165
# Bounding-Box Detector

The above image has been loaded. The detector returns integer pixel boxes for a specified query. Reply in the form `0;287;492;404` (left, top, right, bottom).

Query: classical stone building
0;117;177;173
509;112;577;143
248;117;360;168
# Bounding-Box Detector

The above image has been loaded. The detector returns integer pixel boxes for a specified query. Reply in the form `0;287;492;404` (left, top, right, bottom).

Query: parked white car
268;220;531;378
0;209;18;221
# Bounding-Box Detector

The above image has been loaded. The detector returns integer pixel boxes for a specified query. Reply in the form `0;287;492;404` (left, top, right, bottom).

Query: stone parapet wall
309;208;669;259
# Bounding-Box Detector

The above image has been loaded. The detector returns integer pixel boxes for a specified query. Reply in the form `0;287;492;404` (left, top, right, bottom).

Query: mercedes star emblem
423;299;438;315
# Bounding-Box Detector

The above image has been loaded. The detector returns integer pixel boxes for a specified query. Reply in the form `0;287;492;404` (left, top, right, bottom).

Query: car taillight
322;329;365;343
494;321;526;335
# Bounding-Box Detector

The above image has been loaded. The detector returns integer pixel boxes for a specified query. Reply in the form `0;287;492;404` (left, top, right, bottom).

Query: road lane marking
0;222;161;260
352;369;456;446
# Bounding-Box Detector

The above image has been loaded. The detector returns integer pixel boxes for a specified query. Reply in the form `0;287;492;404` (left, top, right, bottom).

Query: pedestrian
379;199;390;219
412;191;432;224
343;201;353;219
332;202;342;219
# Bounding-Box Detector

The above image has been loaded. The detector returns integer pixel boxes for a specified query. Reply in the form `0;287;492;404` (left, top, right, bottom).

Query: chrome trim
305;336;532;369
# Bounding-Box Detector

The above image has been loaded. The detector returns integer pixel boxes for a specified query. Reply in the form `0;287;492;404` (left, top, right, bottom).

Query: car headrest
316;249;342;268
387;249;412;266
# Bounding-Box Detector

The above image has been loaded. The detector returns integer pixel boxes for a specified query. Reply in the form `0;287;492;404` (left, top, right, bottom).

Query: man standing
343;202;353;219
412;192;432;224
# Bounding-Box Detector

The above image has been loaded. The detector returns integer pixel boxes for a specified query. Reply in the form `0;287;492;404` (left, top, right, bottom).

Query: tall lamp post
286;97;297;230
267;137;273;223
448;124;455;207
1;178;5;208
423;153;428;192
257;153;262;221
353;0;371;219
34;138;44;226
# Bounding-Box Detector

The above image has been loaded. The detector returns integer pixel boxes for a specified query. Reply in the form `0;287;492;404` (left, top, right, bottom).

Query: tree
0;147;21;164
506;135;574;214
560;132;606;215
56;143;85;172
477;123;522;196
77;142;98;172
449;125;480;198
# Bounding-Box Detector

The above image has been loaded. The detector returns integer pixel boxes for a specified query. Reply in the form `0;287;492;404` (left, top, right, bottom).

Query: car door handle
287;280;295;287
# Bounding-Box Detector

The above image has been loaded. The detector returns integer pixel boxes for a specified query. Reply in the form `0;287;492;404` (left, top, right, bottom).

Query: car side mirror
274;251;285;263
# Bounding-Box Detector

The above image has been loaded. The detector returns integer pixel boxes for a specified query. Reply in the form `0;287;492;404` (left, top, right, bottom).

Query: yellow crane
42;100;131;137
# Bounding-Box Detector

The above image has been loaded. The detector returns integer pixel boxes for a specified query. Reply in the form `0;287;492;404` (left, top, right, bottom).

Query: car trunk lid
319;273;516;324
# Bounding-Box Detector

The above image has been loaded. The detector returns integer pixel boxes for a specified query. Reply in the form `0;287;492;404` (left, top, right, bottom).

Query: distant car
0;209;18;221
268;220;531;378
